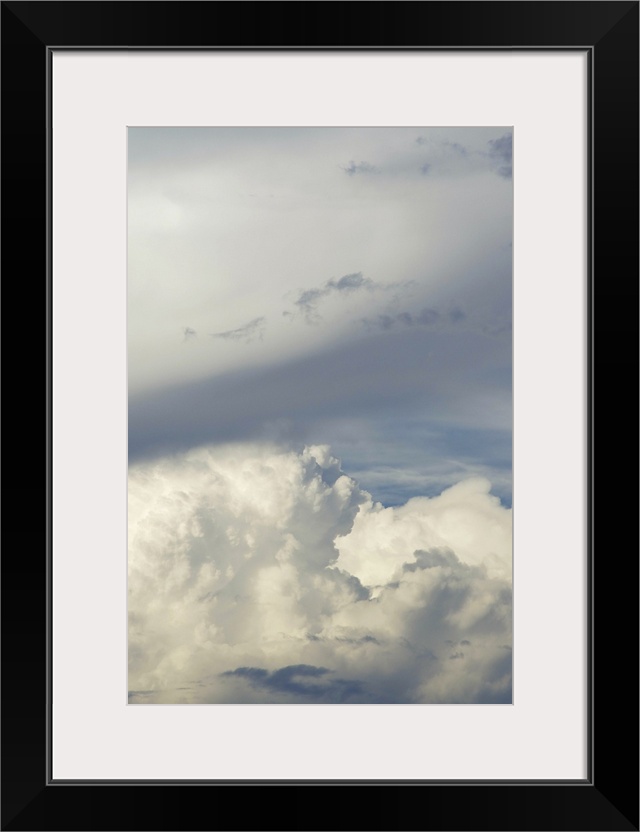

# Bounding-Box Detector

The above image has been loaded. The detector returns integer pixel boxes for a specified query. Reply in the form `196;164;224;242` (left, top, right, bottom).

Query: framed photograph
2;2;637;830
126;121;515;711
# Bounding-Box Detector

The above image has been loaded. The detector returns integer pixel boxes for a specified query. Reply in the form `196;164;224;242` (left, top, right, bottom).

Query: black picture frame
2;2;638;830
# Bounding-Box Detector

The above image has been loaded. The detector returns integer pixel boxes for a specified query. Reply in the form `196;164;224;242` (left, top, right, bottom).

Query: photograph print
127;126;513;705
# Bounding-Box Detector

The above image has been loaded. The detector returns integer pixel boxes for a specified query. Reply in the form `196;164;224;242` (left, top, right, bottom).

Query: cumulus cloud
210;316;266;343
128;443;512;704
336;477;511;587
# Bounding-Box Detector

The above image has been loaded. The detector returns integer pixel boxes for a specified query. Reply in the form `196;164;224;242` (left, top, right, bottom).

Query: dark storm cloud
488;133;512;179
221;664;364;701
221;666;270;683
341;160;378;176
210;316;266;343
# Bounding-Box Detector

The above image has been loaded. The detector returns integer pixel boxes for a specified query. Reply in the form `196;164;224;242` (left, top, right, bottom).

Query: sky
128;127;512;704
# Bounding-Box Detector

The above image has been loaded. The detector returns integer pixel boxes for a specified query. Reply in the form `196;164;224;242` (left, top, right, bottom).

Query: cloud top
128;442;512;704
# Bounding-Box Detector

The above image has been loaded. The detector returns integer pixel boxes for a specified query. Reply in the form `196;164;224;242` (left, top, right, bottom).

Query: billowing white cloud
336;476;511;588
128;443;512;704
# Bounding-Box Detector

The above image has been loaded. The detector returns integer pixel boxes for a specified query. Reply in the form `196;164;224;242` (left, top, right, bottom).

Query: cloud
128;323;511;468
210;316;266;343
414;133;512;180
285;272;415;326
128;443;512;704
416;137;467;156
362;307;441;331
221;664;365;702
488;133;512;179
336;477;512;587
127;690;158;703
442;140;468;157
128;128;512;402
341;160;378;176
361;306;468;332
413;137;470;176
288;272;376;322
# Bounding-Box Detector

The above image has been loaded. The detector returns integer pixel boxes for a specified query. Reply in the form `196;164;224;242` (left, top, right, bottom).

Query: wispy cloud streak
210;317;266;343
287;272;375;322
